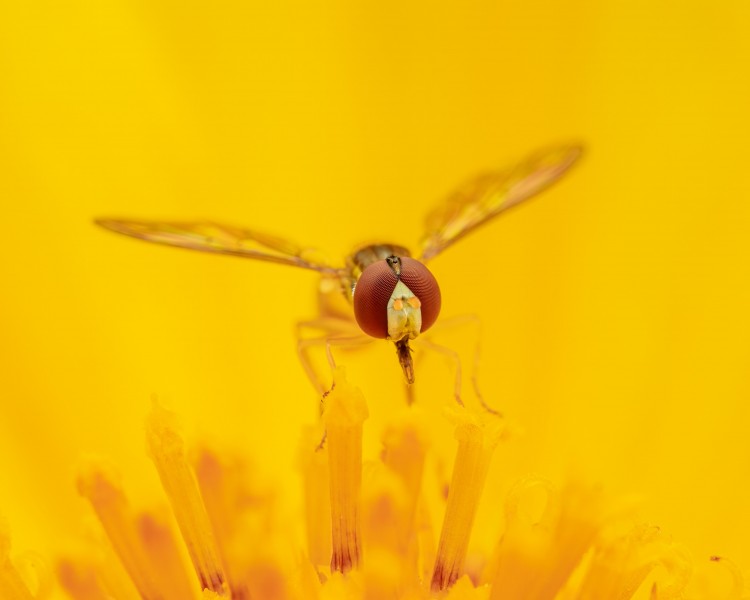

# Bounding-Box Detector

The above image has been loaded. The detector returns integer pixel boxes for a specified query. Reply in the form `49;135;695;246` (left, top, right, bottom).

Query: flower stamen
487;479;605;600
431;406;506;592
137;511;199;599
0;522;34;600
146;403;228;595
323;367;369;574
57;559;110;600
76;459;166;599
577;523;691;599
300;426;332;568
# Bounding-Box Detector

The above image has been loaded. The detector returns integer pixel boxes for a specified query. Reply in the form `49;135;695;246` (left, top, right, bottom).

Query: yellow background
1;0;748;593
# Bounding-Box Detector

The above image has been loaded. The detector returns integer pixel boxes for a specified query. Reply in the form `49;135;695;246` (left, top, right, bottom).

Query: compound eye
399;257;441;332
353;257;442;338
353;261;398;338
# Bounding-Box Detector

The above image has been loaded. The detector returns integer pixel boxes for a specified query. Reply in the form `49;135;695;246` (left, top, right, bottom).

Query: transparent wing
419;145;583;260
96;218;344;274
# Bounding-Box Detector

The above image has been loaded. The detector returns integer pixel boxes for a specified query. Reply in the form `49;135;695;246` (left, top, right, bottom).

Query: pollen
407;297;421;309
393;298;404;311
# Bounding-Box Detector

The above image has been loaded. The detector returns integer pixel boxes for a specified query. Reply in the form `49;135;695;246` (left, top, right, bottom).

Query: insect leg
297;319;372;397
416;338;466;407
295;317;359;395
417;314;501;416
301;335;373;417
295;323;372;450
295;316;358;339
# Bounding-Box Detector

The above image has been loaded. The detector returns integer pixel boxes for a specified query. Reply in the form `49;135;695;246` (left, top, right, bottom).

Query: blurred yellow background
1;0;748;593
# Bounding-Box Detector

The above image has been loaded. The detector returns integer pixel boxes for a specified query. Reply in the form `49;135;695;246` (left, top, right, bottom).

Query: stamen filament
137;511;199;599
488;479;605;600
57;559;111;600
431;407;505;592
98;539;143;599
299;426;332;568
0;523;34;600
577;524;691;599
192;446;254;599
146;403;228;595
324;367;369;574
76;460;166;599
377;413;430;591
380;413;429;519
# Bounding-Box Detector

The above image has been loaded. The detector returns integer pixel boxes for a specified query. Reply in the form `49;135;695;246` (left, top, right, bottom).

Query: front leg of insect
352;253;442;384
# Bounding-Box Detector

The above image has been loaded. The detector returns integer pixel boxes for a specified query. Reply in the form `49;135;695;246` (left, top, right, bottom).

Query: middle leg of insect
413;313;502;416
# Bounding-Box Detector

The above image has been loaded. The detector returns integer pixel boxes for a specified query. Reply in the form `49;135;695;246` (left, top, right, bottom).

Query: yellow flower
1;2;749;600
0;368;741;599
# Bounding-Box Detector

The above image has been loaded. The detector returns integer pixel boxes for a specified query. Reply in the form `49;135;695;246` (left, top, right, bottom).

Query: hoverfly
97;145;582;391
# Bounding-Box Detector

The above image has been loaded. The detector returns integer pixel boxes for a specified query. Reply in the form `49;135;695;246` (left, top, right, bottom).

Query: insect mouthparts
396;338;415;385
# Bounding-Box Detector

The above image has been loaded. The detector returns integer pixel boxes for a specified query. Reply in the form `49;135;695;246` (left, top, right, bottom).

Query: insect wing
419;145;583;260
96;219;343;274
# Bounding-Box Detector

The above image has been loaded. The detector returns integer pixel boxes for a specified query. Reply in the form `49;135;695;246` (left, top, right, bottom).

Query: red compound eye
353;261;397;338
353;257;441;339
399;257;441;332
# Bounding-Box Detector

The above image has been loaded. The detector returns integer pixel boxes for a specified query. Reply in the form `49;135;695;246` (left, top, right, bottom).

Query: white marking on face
387;280;422;341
